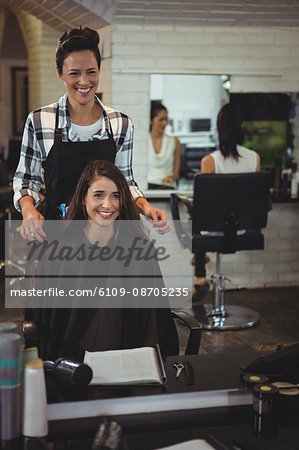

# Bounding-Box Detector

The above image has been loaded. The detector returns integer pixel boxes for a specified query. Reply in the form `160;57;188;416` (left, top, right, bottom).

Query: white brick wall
153;200;299;288
225;208;299;287
206;205;299;287
225;206;299;288
105;24;299;288
107;24;299;195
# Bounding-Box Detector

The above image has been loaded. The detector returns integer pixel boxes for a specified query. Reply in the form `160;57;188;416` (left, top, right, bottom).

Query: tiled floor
177;286;299;354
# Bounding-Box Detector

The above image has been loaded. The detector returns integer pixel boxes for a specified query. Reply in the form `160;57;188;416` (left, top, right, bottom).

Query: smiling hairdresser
13;27;168;239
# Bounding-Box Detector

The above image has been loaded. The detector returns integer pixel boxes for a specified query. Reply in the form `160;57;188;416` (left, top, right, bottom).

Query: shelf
170;131;213;138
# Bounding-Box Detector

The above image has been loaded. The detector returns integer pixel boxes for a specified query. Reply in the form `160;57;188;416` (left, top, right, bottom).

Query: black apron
27;106;116;350
42;107;116;219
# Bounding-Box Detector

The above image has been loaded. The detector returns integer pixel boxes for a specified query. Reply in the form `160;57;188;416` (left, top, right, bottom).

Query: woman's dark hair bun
58;27;99;47
56;26;101;74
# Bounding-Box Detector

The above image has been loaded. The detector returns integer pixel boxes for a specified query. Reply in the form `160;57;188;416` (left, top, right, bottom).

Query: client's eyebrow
92;190;119;194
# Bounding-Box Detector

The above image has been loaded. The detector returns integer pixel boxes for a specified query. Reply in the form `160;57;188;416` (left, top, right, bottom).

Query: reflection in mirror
230;92;299;200
148;74;230;191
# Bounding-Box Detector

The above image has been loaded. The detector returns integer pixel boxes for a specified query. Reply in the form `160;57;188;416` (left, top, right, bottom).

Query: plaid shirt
13;93;144;211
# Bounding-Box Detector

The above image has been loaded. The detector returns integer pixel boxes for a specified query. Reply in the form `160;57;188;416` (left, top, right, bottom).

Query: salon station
0;1;299;449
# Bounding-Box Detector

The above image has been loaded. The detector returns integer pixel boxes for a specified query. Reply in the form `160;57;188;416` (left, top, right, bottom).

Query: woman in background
193;103;260;301
37;160;178;361
148;102;181;189
201;103;260;174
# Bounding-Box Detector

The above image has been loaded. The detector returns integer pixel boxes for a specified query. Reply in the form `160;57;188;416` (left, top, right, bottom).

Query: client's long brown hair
66;160;140;221
217;103;244;161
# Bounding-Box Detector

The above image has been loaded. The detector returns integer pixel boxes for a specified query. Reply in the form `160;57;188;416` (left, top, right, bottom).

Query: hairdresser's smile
76;87;92;95
84;176;120;226
58;50;99;107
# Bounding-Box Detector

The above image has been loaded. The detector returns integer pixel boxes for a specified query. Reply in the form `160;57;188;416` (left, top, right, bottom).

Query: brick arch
7;8;64;110
0;5;8;53
0;4;35;57
1;10;27;59
14;9;41;56
13;10;43;109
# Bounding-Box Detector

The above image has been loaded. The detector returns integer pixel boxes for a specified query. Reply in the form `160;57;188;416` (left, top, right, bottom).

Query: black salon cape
29;223;178;362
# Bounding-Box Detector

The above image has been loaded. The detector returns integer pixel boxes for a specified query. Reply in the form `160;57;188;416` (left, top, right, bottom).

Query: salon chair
0;160;25;279
172;310;201;354
170;172;271;331
0;190;13;263
0;161;13;266
3;138;21;180
0;161;13;216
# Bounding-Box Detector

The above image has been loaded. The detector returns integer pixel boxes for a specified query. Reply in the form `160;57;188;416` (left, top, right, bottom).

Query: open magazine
84;345;166;385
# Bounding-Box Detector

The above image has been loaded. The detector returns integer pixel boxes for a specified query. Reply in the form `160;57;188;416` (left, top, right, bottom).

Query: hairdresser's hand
136;198;170;234
19;197;46;242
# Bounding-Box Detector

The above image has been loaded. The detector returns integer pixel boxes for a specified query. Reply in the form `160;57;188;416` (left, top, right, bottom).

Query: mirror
148;74;230;192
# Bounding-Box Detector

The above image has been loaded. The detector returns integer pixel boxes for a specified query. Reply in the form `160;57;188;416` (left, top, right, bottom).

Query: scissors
173;362;185;379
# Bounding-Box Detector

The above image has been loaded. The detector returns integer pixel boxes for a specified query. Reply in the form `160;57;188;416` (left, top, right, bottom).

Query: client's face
84;175;120;225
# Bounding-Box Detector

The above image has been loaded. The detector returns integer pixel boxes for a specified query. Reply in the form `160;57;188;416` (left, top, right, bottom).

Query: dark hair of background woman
150;101;167;121
66;160;140;221
217;103;245;160
56;26;101;75
150;101;167;132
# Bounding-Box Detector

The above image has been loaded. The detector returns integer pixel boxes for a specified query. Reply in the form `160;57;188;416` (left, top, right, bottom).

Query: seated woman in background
36;160;178;361
148;102;181;189
193;103;260;302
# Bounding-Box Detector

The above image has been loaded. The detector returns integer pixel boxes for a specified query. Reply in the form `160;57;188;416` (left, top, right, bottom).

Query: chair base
194;304;260;331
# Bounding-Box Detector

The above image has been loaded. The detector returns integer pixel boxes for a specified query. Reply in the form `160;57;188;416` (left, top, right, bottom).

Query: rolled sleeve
13;114;43;211
114;117;144;201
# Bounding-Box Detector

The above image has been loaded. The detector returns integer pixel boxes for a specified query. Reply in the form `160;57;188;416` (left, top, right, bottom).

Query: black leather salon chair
4;139;21;179
170;172;271;331
0;161;13;264
0;161;13;215
172;310;201;354
0;160;24;277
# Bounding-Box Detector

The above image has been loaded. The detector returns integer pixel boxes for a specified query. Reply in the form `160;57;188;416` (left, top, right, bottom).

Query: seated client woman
192;103;260;302
36;160;178;361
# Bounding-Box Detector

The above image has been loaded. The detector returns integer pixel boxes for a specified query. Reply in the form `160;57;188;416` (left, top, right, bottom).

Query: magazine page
84;346;163;385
